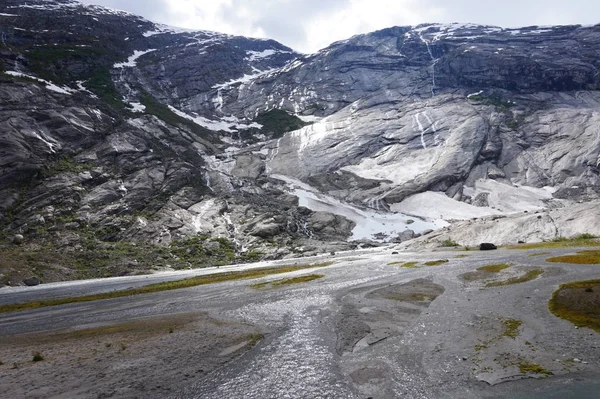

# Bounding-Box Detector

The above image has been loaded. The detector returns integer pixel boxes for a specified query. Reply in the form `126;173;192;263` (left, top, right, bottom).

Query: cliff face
1;0;600;282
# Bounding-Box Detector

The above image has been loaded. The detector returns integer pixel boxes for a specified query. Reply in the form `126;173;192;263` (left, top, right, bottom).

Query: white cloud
80;0;600;53
303;0;445;52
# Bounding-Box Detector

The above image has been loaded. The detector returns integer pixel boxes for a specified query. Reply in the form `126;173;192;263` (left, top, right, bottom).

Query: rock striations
1;0;600;282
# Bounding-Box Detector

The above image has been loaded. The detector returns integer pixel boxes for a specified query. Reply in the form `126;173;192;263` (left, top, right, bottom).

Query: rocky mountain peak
1;1;600;284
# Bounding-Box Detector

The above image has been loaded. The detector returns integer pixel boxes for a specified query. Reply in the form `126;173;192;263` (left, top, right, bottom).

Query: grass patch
508;235;600;250
423;259;449;267
384;292;438;302
139;91;220;144
485;269;544;287
477;263;511;273
400;262;420;268
546;250;600;264
518;361;553;376
0;263;334;314
388;261;406;265
548;279;600;332
252;109;308;139
440;239;460;247
32;352;44;362
249;274;324;289
501;318;522;339
528;252;550;257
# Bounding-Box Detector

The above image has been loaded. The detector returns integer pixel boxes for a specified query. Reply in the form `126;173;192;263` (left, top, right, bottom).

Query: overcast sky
80;0;599;53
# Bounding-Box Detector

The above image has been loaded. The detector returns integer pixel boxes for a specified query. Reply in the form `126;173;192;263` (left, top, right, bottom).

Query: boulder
250;223;281;238
479;243;497;251
23;277;40;286
398;229;415;242
12;234;24;245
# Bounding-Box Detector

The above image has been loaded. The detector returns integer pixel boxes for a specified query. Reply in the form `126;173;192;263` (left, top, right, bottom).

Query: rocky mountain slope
1;0;599;284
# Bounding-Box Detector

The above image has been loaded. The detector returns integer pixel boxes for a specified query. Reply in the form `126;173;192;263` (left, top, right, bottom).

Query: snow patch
212;68;278;90
5;71;74;95
113;49;156;69
246;49;278;61
463;179;559;213
272;175;448;242
129;102;146;113
167;106;261;133
392;191;501;220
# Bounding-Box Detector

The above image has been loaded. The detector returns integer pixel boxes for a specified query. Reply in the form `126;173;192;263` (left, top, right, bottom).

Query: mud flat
0;247;599;398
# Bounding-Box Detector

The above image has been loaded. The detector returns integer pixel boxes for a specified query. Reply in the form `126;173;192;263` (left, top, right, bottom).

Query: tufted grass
548;279;600;332
546;250;600;264
423;259;449;267
507;235;600;250
249;274;324;289
0;263;334;314
477;263;511;273
485;269;544;287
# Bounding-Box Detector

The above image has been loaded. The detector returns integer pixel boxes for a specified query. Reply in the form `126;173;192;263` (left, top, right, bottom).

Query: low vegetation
461;263;512;281
0;263;334;314
528;252;550;257
0;234;274;284
440;239;460;247
477;263;511;273
423;259;449;267
501;318;522;339
252;109;308;139
548;279;600;332
249;274;324;289
508;234;600;250
139;91;219;143
546;250;600;264
485;268;544;287
518;361;553;376
400;262;419;268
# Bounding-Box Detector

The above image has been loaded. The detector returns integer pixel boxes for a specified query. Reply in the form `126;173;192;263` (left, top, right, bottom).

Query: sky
80;0;600;53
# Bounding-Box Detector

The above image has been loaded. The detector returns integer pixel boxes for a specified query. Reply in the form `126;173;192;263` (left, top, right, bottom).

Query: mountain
1;0;600;284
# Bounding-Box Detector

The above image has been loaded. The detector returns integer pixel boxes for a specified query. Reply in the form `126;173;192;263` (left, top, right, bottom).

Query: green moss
0;263;334;314
468;92;514;111
253;109;308;139
400;262;419;268
423;259;449;267
548;279;600;332
477;263;511;273
528;252;550;257
440;239;459;247
518;362;553;376
485;269;544;287
501;318;522;339
139;91;220;143
546;250;600;264
474;343;488;352
508;236;600;250
384;292;438;302
249;274;324;289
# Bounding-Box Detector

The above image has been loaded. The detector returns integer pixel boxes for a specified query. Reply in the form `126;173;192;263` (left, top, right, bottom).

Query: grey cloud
79;0;171;22
430;0;599;27
78;0;600;52
215;0;349;51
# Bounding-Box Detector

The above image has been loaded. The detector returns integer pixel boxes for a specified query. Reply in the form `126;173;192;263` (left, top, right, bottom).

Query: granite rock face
1;0;600;279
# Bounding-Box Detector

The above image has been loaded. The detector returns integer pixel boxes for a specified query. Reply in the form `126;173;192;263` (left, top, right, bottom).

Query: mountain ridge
1;0;600;285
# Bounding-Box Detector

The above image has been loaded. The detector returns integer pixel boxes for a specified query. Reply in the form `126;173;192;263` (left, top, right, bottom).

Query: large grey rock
23;277;40;286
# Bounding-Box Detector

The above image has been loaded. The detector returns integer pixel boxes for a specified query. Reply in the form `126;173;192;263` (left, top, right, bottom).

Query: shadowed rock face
1;0;600;277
